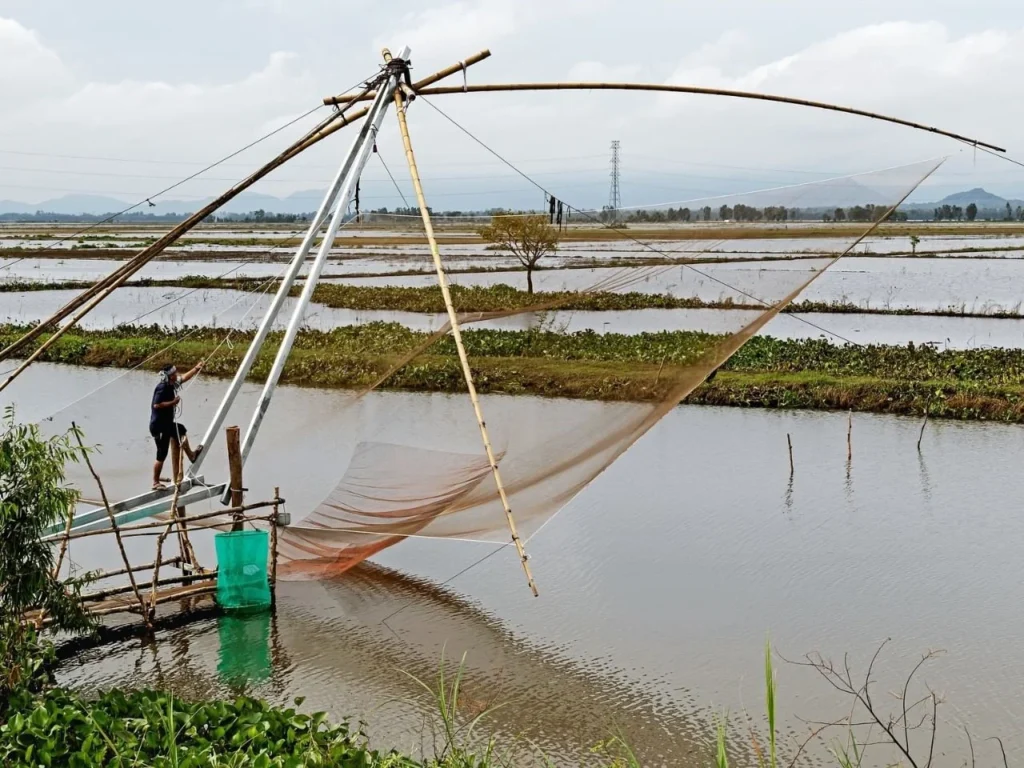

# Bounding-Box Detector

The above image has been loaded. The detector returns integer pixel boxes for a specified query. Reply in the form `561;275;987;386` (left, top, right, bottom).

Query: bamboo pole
52;496;76;578
270;486;279;606
787;433;794;476
0;51;498;379
80;569;215;603
847;410;853;462
324;49;492;104
72;423;151;629
0;110;366;381
227;426;245;531
918;408;930;452
391;72;538;597
79;557;182;583
399;82;1003;152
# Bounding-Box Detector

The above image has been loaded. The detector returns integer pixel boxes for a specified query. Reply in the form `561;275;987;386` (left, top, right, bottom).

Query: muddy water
5;364;1021;765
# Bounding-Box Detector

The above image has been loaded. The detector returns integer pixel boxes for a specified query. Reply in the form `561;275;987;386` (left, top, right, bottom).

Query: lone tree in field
966;202;978;222
479;213;559;294
909;234;920;254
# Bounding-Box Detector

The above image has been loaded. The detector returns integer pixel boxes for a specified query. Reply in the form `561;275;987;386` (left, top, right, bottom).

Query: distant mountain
936;188;1014;208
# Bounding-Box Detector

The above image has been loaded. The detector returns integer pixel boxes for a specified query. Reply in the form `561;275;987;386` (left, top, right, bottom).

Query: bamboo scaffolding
81;569;216;604
0;49;495;391
42;501;280;544
73;424;151;628
328;81;1004;152
391;66;538;597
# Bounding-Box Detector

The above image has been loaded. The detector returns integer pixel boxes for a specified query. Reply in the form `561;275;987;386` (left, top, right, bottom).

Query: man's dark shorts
150;423;187;462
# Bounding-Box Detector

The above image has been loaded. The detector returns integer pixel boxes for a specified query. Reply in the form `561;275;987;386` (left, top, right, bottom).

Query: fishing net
6;154;942;583
272;157;944;579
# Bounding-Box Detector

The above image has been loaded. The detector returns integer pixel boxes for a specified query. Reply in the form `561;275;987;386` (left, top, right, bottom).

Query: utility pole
608;140;621;221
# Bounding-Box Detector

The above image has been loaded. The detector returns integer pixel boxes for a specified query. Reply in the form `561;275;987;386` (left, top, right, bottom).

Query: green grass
8;322;1024;421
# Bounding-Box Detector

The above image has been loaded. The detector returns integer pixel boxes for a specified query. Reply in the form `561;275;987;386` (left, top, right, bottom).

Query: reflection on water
11;363;1018;764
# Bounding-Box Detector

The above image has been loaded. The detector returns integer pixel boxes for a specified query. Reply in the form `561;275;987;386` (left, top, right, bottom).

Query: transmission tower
608;140;621;220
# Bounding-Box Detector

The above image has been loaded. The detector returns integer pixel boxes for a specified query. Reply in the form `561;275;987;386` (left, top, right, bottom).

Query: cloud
0;18;71;104
373;1;523;59
567;61;643;82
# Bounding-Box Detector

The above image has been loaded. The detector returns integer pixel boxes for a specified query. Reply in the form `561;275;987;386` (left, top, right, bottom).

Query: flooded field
5;363;1021;765
4;285;1024;349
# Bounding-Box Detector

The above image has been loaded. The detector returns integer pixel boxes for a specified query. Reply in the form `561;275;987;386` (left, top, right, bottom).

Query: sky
2;0;1024;212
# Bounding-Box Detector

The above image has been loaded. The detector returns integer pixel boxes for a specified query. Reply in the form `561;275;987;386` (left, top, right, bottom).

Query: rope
414;94;942;347
0;104;330;275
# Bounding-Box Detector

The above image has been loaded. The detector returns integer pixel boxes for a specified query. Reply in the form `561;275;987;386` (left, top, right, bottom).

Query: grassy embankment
2;279;1022;319
11;320;1024;422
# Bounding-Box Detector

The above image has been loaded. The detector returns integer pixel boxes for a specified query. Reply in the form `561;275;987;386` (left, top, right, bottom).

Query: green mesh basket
215;530;271;612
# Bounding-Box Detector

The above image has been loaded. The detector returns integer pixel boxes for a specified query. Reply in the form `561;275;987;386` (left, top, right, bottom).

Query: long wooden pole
325;49;491;104
369;81;1003;153
227;426;244;531
0;51;495;390
391;74;538;597
72;424;151;629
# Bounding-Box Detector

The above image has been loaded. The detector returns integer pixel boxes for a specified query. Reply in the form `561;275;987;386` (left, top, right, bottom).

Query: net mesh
14;156;943;583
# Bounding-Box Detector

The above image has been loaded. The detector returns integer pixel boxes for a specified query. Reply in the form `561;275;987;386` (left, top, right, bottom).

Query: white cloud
567;61;643;82
0;18;71;104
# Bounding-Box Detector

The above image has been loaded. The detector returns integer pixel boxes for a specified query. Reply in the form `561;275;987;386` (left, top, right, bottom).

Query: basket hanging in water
215;530;271;612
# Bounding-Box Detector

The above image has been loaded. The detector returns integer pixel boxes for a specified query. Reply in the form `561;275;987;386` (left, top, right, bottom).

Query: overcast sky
2;0;1023;211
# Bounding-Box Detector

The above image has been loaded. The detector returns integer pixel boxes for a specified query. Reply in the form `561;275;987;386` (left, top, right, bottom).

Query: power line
411;93;906;348
0;103;332;273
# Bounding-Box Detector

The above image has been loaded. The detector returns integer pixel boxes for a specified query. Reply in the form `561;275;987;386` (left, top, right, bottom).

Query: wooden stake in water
227;426;244;531
917;406;930;452
847;410;853;462
787;433;794;476
390;58;539;597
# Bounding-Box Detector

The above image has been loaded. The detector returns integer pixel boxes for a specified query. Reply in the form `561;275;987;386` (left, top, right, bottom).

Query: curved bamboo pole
326;80;1003;153
391;74;539;597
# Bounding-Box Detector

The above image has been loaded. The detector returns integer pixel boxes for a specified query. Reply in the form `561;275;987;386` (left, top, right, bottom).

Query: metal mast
608;139;621;221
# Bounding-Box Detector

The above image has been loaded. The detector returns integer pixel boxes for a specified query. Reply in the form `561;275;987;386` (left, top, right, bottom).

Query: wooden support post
72;424;151;630
270;486;279;606
917;407;930;452
847;410;853;462
787;433;794;476
227;426;244;531
391;66;538;597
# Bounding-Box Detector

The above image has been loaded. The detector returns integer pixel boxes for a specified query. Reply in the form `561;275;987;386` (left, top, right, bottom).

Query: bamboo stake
398;82;1003;152
52;496;76;579
918;408;930;452
787;433;794;476
847;410;853;462
270;486;279;606
72;423;151;629
391;69;538;597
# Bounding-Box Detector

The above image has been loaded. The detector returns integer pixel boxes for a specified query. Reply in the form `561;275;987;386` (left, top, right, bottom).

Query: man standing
150;361;205;490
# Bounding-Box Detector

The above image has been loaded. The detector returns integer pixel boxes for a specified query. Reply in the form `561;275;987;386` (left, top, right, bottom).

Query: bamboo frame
391;70;538;597
73;424;151;627
0;48;496;391
327;80;1003;153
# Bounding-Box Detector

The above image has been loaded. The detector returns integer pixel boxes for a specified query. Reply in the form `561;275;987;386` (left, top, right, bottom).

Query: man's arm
153;396;180;410
179;359;205;384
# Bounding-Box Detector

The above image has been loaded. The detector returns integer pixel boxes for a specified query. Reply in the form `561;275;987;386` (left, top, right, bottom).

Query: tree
702;206;712;222
478;213;559;293
679;207;691;223
966;203;978;222
833;207;846;222
718;205;733;221
909;234;920;254
0;409;92;707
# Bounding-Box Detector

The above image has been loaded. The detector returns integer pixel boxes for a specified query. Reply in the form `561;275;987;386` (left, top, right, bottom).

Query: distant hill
935;187;1019;209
